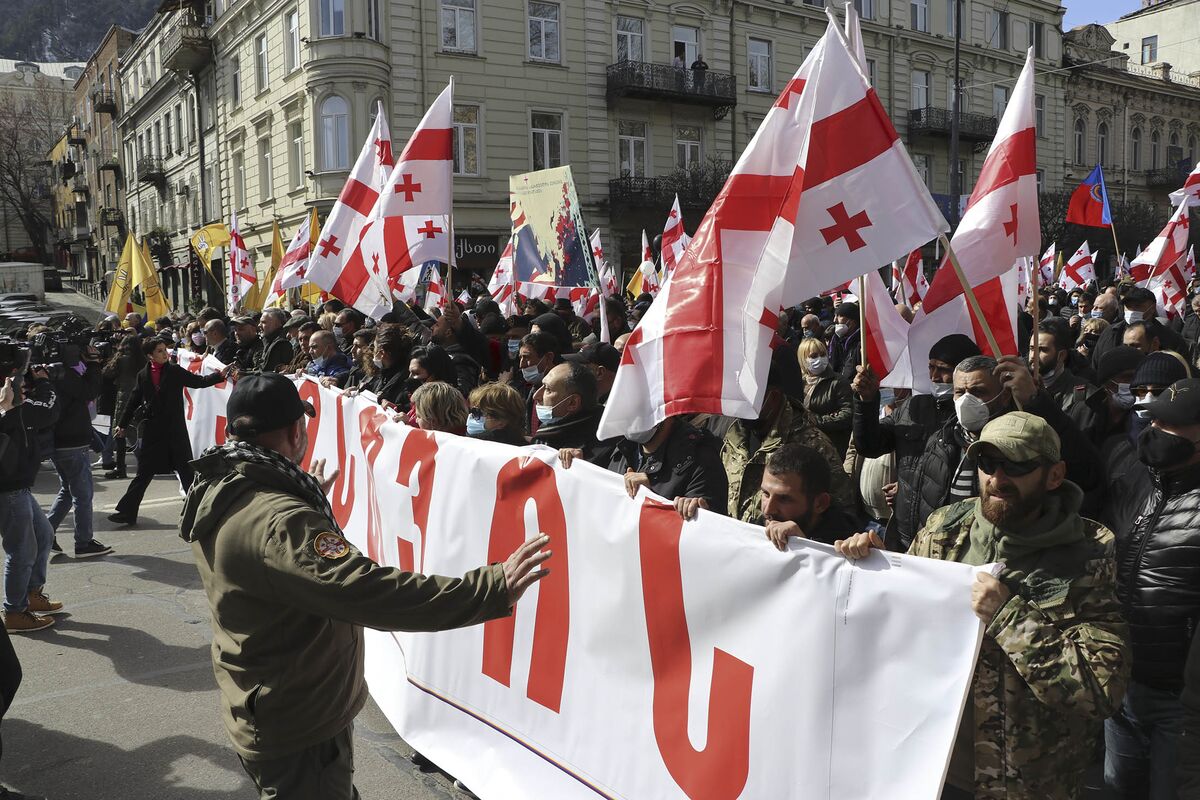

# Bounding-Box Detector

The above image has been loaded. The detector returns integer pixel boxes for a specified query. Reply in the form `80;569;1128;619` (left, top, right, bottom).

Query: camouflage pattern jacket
721;397;853;523
910;500;1130;799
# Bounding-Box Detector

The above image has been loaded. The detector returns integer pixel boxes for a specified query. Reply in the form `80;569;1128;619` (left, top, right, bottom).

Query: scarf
197;440;341;533
150;361;164;390
961;481;1085;569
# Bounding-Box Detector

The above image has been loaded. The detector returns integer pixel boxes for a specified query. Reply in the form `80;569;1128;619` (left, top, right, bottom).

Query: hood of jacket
180;451;307;544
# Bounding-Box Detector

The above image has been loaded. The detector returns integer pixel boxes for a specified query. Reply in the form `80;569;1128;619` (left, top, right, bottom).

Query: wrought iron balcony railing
908;106;999;142
606;61;737;118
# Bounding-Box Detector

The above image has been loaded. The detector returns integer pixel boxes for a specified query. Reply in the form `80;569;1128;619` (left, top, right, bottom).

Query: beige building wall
1105;0;1200;81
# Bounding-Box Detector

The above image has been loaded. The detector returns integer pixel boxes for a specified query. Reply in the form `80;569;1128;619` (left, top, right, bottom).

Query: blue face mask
466;415;486;436
506;340;521;356
1090;309;1102;319
535;397;569;426
311;356;326;370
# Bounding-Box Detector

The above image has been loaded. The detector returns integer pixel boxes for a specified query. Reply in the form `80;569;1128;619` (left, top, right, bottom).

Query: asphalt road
3;291;463;799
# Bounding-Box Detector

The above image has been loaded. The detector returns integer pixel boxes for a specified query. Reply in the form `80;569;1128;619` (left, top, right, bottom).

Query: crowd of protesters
0;268;1198;798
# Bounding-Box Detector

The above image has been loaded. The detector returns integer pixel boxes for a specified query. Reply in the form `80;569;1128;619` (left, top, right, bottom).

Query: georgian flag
660;195;690;276
226;209;256;312
862;268;909;376
1150;245;1195;320
1169;161;1200;208
599;13;946;438
1038;242;1056;285
275;208;318;293
487;238;517;315
1059;242;1097;292
1131;199;1191;286
895;247;927;307
423;264;446;313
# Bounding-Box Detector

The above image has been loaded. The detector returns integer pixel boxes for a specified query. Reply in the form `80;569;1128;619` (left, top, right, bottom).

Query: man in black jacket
1030;318;1097;413
45;345;110;559
429;308;481;397
0;366;62;632
1091;286;1187;368
827;302;861;381
531;362;617;466
230;316;264;372
757;443;862;548
603;416;727;516
255;308;294;374
1107;378;1200;797
203;319;238;366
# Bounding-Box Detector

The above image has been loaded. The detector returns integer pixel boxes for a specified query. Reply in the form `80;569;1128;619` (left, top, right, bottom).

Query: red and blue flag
1066;164;1113;228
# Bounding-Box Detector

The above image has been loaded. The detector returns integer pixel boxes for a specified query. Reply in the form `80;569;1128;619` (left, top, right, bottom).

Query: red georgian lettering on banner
638;500;753;800
297;381;322;472
331;394;357;528
482;457;570;713
395;429;439;572
359;406;389;564
214;416;227;446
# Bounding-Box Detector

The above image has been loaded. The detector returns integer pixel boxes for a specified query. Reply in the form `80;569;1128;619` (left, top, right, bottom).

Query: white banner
179;351;985;800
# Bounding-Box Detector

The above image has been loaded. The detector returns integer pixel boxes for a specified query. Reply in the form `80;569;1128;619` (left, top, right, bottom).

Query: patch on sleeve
313;531;351;560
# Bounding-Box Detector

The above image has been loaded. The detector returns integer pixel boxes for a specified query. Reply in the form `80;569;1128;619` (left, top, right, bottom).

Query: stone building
1105;0;1200;82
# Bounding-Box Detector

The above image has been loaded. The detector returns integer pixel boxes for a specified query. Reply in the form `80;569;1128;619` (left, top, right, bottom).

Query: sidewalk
46;288;104;324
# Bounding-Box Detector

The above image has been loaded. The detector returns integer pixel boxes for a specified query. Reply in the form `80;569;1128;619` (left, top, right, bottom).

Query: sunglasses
1132;386;1165;399
976;454;1044;477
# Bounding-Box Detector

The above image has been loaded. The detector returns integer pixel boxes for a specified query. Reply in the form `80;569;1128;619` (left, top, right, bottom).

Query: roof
0;59;86;80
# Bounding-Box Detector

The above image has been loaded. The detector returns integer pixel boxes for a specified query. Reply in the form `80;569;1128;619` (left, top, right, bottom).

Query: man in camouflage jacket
837;412;1129;799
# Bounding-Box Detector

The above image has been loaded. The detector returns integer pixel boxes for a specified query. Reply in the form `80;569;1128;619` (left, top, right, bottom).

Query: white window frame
1141;35;1157;64
530;110;564;170
1131;127;1142;171
674;126;702;170
288;120;305;189
854;0;874;20
1097;121;1108;165
616;15;644;62
1073;119;1085;165
913;153;930;187
748;38;773;93
911;69;930;111
440;0;478;54
452;104;480;176
320;94;350;171
320;0;345;37
231;56;241;105
910;0;928;32
174;104;184;153
285;10;301;73
1034;94;1045;138
255;33;269;94
233;149;246;209
992;85;1009;119
528;2;561;63
367;0;381;41
987;9;1009;49
672;25;699;66
618;120;647;178
258;137;273;201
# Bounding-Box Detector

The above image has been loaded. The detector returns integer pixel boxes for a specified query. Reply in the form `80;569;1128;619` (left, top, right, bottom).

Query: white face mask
834;323;850;338
1133;393;1155;419
1124;308;1144;325
954;392;993;433
372;356;384;369
931;382;954;400
806;356;829;374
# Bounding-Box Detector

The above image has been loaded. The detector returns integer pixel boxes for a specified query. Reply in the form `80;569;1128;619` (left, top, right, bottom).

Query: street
1;292;462;799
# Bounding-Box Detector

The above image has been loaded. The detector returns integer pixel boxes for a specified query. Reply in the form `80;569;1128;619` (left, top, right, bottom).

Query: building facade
1105;0;1200;82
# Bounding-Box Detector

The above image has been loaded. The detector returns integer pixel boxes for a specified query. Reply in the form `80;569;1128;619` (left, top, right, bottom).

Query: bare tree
0;86;71;262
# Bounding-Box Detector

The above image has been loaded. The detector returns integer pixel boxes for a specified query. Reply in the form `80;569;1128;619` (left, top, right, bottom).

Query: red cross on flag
895;247;928;307
1059;242;1097;292
487;238;517;315
274;208;318;296
598;13;945;438
1169;161;1200;208
226;209;256;312
423;264;446;313
1038;243;1056;285
862;268;910;376
378;84;452;218
660;195;691;276
1131;199;1191;286
1149;245;1194;320
307;101;394;314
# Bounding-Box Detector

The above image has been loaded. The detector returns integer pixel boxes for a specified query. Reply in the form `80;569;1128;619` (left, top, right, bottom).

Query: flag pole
1030;253;1038;318
857;274;868;370
1109;225;1122;282
938;233;1003;358
446;76;456;303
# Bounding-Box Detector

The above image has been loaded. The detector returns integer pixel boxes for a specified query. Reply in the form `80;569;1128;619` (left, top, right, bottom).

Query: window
1073;119;1085;165
320;0;345;36
1151;130;1161;168
910;0;928;32
366;0;381;41
285;10;301;72
1131;127;1142;170
616;16;643;62
992;85;1009;119
288;121;304;189
233;150;245;209
748;38;772;92
163;113;172;156
452;104;480;175
255;34;269;93
913;153;930;186
531;112;563;169
675;125;701;169
911;69;929;110
1097;122;1108;165
231;57;241;105
947;0;959;36
987;10;1008;49
1036;169;1044;194
528;2;560;62
188;95;197;140
1141;35;1158;64
853;0;874;19
175;105;184;153
320;95;350;170
672;25;699;66
154;121;162;157
866;58;876;85
1034;94;1045;137
258;138;273;201
441;0;477;53
618;120;646;177
1032;21;1045;58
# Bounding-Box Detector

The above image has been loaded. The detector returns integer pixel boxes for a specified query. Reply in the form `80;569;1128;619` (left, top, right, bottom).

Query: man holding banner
181;373;552;800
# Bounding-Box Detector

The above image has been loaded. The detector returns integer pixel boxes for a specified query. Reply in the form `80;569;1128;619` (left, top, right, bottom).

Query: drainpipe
729;1;737;159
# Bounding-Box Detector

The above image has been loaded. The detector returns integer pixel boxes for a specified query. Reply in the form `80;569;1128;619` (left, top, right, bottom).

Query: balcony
609;172;728;218
162;15;212;73
97;153;121;175
100;208;124;228
606;61;737;119
908;106;999;142
66;124;86;146
71;176;89;196
137;155;166;186
1147;164;1192;188
92;89;117;114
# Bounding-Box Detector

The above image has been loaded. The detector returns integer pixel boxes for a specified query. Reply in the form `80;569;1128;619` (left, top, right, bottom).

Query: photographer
109;338;231;526
45;342;110;559
100;335;145;480
0;361;63;632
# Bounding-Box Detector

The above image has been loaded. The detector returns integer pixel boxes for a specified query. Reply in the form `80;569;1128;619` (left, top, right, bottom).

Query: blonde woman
796;338;853;456
1077;317;1110;360
411;381;469;435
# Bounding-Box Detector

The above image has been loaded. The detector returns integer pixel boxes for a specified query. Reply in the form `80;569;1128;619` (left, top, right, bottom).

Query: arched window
1074;119;1086;165
1170;131;1180;150
320;95;350;171
1131;127;1142;170
1097;122;1108;165
1151;130;1161;169
1189;135;1198;163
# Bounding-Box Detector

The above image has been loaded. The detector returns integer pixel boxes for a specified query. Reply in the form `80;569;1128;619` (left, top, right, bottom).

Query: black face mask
1138;426;1198;471
404;377;423;393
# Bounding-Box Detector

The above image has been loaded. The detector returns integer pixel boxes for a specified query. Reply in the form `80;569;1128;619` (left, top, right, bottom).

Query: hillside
0;0;159;62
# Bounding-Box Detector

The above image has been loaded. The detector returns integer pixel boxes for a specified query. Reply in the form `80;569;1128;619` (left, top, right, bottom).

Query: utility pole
949;0;962;230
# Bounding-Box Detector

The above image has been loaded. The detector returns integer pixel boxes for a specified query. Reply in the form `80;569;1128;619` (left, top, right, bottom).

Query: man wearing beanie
1069;345;1145;446
828;302;861;381
838;412;1129;799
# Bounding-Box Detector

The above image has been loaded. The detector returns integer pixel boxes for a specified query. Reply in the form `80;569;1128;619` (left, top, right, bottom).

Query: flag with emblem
1059;242;1097;292
226;209;256;312
307;101;395;316
1131;199;1191;286
1169;161;1200;208
660;195;691;276
105;233;135;315
1066;164;1113;228
598;14;945;438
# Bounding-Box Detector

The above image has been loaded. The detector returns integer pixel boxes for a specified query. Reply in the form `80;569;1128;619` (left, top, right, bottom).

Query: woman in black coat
108;338;230;525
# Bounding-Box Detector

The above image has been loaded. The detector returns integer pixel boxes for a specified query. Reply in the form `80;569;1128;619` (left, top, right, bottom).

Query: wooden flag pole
1109;224;1123;281
1029;252;1038;317
938;234;1003;358
858;274;868;370
446;75;456;302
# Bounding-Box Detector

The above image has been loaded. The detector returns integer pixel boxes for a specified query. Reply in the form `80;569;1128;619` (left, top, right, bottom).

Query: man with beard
429;307;481;397
836;412;1129;799
754;443;861;547
1030;318;1097;413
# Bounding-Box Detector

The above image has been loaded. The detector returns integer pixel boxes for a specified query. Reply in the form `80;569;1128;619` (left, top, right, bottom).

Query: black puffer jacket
1116;462;1200;690
51;362;101;449
802;373;853;455
607;421;727;512
1178;628;1200;793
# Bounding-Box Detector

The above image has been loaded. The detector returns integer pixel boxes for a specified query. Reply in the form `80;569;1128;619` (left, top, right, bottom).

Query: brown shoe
3;611;54;633
27;589;63;615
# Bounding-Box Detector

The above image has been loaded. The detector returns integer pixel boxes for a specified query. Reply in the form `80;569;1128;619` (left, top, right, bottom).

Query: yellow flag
131;236;172;322
625;267;644;297
104;233;135;315
190;223;231;276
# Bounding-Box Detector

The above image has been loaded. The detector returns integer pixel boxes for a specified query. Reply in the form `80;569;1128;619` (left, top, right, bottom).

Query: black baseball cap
1146;378;1200;426
230;315;256;327
565;342;620;372
226;372;315;438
